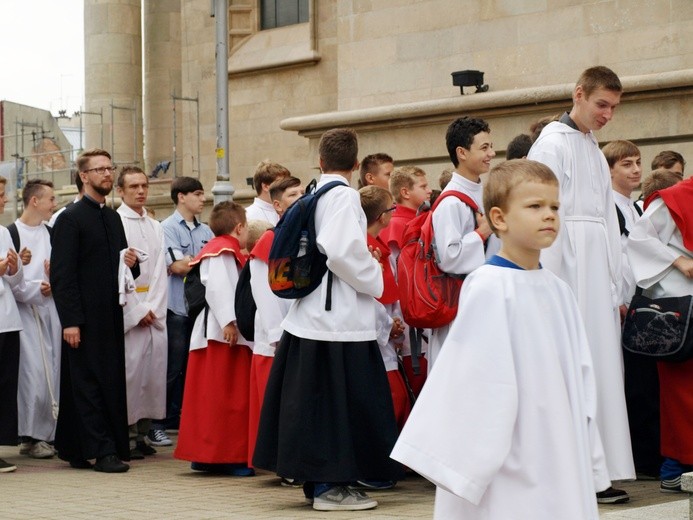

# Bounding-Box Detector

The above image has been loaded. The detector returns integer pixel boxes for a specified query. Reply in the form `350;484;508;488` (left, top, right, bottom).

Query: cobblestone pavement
0;434;687;519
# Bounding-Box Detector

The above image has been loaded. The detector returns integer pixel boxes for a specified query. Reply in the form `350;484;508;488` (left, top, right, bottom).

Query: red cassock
174;236;252;464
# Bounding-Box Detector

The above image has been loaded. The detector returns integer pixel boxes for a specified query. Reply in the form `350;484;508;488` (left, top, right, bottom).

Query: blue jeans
660;458;692;480
152;311;193;431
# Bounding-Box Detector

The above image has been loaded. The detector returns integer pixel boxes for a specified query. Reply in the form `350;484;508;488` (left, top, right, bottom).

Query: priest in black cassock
50;149;139;473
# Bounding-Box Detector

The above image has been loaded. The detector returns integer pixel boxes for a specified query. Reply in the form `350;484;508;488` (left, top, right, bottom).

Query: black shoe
136;441;156;456
129;447;145;460
69;458;93;470
596;486;629;504
94;454;130;473
0;458;17;473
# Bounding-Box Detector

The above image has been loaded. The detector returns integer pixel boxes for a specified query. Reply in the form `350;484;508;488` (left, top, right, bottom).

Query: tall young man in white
528;66;635;503
116;167;168;459
12;180;61;460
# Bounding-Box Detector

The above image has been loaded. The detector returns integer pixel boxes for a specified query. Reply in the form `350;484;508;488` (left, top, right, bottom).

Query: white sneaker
28;441;55;459
313;486;378;511
146;429;172;447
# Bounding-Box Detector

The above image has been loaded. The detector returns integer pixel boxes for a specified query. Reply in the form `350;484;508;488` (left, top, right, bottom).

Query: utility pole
211;0;234;204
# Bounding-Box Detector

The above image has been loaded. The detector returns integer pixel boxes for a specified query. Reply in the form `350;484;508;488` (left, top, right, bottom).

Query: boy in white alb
11;180;61;460
429;117;499;369
528;66;635;501
244;160;291;225
0;175;24;473
253;129;402;512
246;176;302;472
115;167;168;459
391;160;610;520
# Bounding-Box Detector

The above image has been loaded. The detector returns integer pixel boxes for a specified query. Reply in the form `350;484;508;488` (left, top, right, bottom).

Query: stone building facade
84;0;693;217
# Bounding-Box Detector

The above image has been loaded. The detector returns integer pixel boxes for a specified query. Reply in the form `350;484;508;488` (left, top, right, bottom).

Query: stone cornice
281;69;693;136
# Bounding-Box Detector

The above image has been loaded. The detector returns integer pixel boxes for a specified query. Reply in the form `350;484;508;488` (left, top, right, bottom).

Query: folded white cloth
118;247;149;306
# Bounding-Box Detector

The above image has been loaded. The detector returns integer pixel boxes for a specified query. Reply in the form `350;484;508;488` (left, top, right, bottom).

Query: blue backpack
267;180;343;308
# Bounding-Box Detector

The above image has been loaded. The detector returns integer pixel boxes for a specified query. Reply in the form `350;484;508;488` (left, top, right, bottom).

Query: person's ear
365;172;374;185
400;187;410;201
488;206;506;233
272;199;282;215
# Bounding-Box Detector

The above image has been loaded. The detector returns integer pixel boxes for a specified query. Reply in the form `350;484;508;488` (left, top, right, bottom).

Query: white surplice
428;173;499;369
249;257;291;357
528;122;635;481
391;264;610;520
117;204;168;424
11;221;61;441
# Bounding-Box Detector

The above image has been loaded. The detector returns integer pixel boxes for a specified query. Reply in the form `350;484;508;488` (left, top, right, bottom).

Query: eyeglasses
83;166;116;175
379;204;396;218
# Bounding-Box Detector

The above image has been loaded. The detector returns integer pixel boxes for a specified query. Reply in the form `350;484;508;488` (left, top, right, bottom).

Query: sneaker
596;486;629;504
313;485;378;511
661;476;682;493
353;479;396;490
281;477;304;487
28;441;55;459
136;441;157;456
0;458;17;473
145;429;172;447
19;441;32;455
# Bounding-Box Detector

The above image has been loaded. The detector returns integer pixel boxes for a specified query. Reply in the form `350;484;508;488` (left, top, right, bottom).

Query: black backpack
184;263;207;322
234;262;256;341
267;181;343;308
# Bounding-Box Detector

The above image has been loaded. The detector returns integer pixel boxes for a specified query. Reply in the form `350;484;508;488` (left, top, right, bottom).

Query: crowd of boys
0;64;690;518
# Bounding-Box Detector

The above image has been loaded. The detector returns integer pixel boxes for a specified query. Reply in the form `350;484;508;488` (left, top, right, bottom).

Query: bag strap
615;205;629;237
7;222;20;251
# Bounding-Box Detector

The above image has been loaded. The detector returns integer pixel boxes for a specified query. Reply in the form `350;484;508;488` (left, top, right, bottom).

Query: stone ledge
280;69;693;136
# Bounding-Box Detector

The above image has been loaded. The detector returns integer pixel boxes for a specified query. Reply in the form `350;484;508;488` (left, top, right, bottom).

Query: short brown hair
601;140;640;168
253;160;291;195
484;159;558;235
269;176;301;202
117;166;148;188
77;148;111;172
642;169;683;200
439;168;453;190
576;66;622;98
22;179;54;206
359;185;393;225
209;201;246;236
358;153;393;188
651;150;685;172
246;219;274;251
390;166;427;203
529;114;560;142
319;128;358;173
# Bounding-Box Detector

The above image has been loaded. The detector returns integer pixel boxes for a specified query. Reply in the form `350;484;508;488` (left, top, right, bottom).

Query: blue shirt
161;209;213;316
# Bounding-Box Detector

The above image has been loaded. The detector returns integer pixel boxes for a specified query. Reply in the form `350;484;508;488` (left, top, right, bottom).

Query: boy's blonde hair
246;219;274;251
601;140;640;168
641;169;683;200
390;166;427;203
253;160;291;195
209;201;247;237
483;159;558;234
359;185;393;225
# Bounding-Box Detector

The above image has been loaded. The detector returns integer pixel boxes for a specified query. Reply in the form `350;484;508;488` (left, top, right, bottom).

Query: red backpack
397;191;479;329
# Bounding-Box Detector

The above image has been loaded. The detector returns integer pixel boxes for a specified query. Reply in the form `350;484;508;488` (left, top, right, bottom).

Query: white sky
0;1;84;116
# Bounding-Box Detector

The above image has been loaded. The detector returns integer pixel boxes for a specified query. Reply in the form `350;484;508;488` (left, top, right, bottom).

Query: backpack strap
312;180;346;312
615;204;628;237
633;201;643;217
7;223;20;251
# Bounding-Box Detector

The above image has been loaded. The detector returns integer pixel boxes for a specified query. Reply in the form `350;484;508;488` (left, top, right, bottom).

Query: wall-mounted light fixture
451;70;489;95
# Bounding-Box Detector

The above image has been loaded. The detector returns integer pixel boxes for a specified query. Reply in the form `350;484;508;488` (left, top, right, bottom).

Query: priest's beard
93;184;113;197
